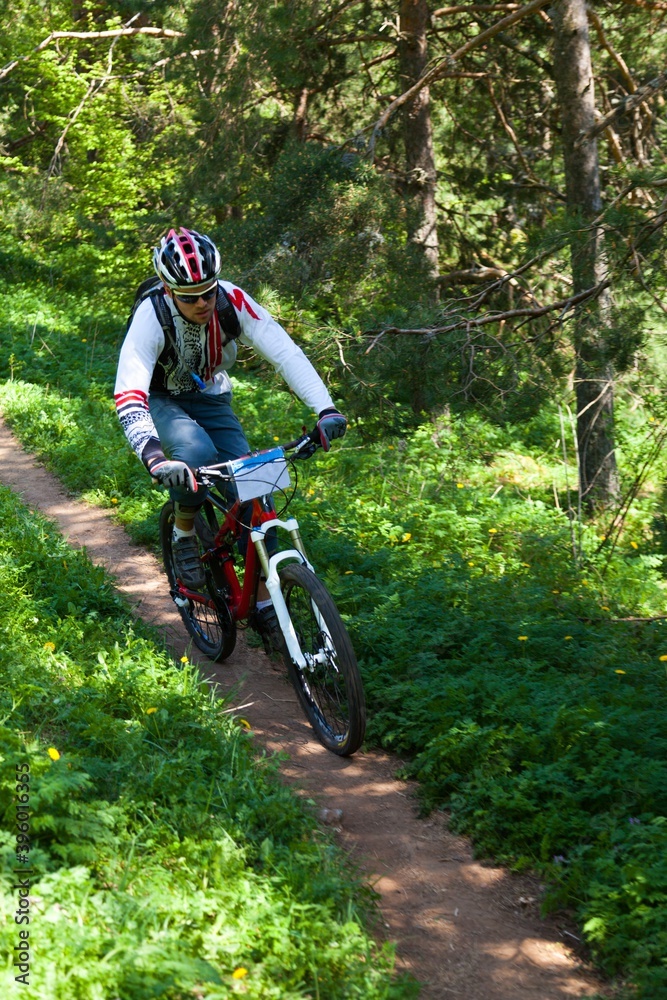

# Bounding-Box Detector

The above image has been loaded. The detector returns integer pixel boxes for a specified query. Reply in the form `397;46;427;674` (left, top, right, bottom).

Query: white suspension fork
251;516;313;669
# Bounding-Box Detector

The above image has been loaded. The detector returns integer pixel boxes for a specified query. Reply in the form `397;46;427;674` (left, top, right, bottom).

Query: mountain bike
159;432;366;756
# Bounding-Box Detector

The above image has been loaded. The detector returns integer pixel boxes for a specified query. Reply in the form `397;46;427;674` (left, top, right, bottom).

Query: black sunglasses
174;286;217;304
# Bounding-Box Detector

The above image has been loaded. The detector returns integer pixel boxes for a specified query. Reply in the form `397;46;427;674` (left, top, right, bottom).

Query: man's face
165;283;217;325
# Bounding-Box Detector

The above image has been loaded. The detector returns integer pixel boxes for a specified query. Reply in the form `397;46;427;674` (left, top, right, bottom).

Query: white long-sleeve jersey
114;281;334;467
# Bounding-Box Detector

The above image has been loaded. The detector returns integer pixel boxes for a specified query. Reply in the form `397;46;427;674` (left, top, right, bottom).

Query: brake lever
195;468;227;489
290;431;319;460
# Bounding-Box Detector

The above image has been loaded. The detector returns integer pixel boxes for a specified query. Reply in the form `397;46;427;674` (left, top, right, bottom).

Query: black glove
292;433;319;460
313;408;347;452
150;460;198;492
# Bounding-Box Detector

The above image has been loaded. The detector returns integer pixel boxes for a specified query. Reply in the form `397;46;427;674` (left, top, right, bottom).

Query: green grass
0;486;415;999
2;280;667;995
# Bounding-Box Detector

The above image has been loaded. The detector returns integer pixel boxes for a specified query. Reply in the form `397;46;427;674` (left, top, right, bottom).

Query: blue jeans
149;391;250;507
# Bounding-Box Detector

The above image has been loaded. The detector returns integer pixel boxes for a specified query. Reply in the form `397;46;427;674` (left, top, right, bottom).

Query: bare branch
432;4;521;14
363;280;610;352
438;266;513;284
588;9;637;94
320;33;392;46
364;192;667;355
486;79;539;180
492;30;553;74
620;0;667;9
45;79;97;181
576;68;667;147
0;26;184;82
43;30;124;185
313;0;364;34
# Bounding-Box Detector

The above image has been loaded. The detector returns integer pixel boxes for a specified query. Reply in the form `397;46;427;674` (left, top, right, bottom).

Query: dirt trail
0;414;608;1000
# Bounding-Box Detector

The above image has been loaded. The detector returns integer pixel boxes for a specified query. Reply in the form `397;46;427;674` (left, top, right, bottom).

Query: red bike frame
185;496;276;621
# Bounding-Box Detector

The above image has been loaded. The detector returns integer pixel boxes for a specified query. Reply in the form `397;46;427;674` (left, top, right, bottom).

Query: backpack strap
215;286;242;343
129;278;241;344
148;287;175;344
148;285;241;346
125;276;163;333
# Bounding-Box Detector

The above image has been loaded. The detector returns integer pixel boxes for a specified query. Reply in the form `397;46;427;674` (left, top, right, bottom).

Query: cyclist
114;226;346;647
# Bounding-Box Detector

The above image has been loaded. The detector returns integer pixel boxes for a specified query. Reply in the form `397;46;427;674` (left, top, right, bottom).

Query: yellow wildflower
273;436;280;441
146;707;158;715
630;541;638;549
232;968;248;980
180;655;189;664
43;641;56;652
468;561;475;567
456;483;464;489
488;528;498;534
401;532;412;542
518;635;528;641
344;570;354;575
564;635;573;641
659;655;667;662
615;669;626;675
111;498;118;504
47;748;60;761
601;606;610;611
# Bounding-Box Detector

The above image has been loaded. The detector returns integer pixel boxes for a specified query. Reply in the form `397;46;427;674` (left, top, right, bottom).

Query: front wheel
279;563;366;756
159;502;236;662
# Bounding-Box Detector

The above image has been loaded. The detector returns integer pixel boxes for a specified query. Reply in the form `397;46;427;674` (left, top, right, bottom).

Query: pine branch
362;0;551;151
363;194;667;353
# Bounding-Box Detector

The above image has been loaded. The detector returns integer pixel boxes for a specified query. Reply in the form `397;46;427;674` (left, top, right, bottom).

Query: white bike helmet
153;227;221;291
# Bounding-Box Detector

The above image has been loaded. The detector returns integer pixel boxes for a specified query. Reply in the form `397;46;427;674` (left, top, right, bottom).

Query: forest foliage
2;1;667;997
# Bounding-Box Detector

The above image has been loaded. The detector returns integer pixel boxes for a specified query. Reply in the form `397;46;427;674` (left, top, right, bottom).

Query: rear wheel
279;562;365;756
159;502;236;662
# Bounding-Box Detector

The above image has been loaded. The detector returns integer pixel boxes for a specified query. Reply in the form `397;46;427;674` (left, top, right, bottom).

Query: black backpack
126;276;241;345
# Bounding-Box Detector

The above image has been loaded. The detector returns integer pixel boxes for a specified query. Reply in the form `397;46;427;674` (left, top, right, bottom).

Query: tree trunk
398;0;439;280
293;86;309;142
552;0;619;508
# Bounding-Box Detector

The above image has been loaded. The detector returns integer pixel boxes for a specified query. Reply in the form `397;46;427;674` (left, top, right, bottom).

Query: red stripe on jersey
114;390;148;408
227;287;260;320
205;311;223;381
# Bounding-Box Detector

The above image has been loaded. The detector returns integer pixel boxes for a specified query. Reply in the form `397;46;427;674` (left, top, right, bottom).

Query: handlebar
194;430;320;488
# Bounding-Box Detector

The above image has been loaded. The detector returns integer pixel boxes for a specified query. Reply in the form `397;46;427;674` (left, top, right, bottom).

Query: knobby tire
159;502;236;662
279;562;365;756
